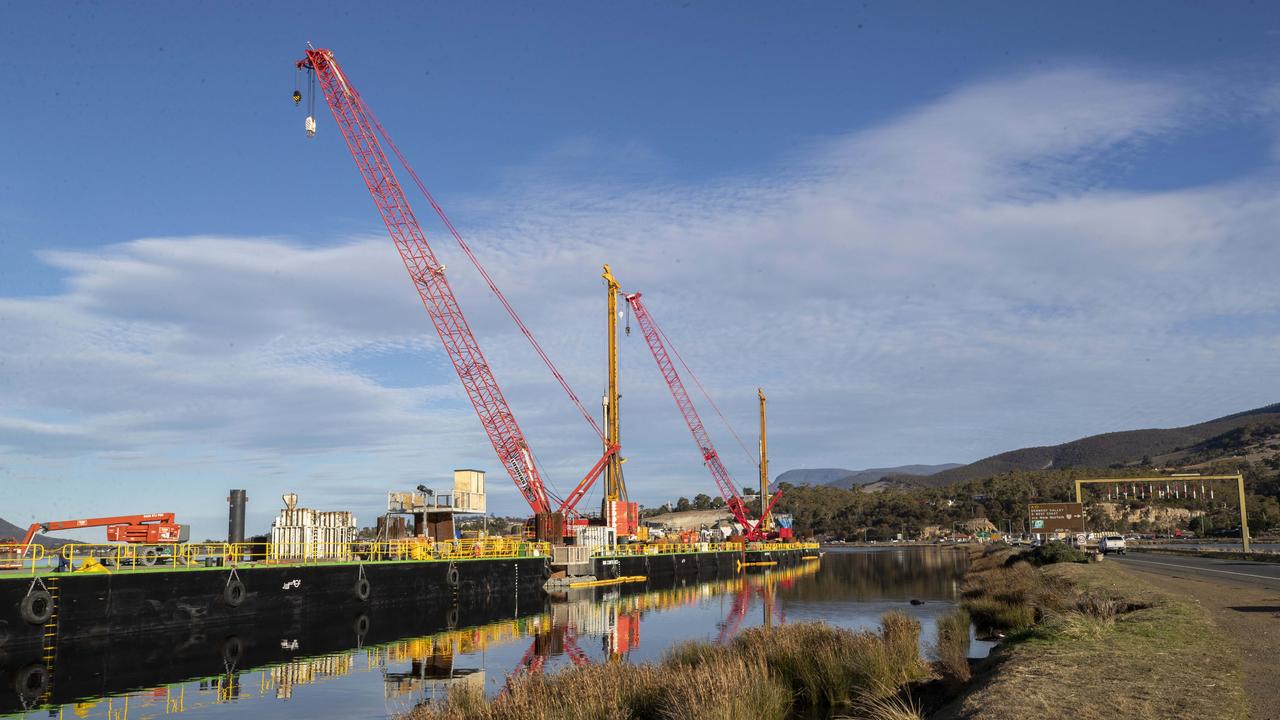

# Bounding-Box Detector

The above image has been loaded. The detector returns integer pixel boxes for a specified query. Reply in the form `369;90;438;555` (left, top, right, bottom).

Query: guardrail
746;541;821;552
596;541;746;557
0;543;45;575
16;538;552;575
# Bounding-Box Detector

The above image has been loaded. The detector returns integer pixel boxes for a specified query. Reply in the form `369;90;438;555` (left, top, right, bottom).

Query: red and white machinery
20;513;189;555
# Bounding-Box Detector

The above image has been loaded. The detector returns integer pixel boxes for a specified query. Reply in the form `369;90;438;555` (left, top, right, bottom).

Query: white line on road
1118;557;1280;583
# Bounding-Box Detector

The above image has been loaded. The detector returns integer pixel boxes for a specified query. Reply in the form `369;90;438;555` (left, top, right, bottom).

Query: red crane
624;293;781;540
295;47;614;518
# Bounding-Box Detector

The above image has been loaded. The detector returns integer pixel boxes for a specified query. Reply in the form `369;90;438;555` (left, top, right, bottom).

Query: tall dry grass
930;607;972;682
406;613;932;720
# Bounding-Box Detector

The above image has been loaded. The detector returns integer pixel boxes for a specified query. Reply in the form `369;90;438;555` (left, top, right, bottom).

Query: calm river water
0;547;990;719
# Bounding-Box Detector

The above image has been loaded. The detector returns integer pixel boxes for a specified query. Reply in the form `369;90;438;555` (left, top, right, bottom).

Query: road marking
1118;557;1280;583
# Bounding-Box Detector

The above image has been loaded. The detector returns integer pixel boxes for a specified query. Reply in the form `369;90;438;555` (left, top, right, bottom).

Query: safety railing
744;541;820;552
0;543;44;575
31;538;552;574
57;542;239;571
595;541;746;557
227;538;552;566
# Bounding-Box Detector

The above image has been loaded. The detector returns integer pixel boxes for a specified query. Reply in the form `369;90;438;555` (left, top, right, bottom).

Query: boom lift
623;291;781;540
20;513;188;556
294;47;617;536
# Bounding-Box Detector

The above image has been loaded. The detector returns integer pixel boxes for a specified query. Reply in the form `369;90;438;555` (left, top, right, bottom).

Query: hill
926;403;1280;487
775;464;961;489
0;517;79;548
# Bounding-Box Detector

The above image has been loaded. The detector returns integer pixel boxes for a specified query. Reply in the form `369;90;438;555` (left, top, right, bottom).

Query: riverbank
934;546;1249;720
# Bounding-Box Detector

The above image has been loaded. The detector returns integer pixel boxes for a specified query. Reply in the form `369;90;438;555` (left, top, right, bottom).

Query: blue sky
2;2;1279;539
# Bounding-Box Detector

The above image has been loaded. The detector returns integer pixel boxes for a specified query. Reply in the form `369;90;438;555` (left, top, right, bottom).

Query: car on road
1099;535;1127;555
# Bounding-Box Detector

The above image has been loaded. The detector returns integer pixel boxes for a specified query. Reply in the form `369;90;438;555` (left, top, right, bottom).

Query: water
0;547;990;719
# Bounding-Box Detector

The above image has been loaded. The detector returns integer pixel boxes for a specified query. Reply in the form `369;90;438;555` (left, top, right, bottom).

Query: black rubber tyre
541;562;552;581
222;579;245;607
140;547;160;567
606;562;621;580
446;606;459;629
220;636;243;664
446;565;460;588
353;614;370;636
13;663;48;700
19;591;53;625
353;577;371;602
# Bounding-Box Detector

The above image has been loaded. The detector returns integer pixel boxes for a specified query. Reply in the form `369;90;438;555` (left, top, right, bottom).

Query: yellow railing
746;541;820;552
229;538;552;566
32;538;550;574
57;542;238;571
596;541;745;557
0;543;44;575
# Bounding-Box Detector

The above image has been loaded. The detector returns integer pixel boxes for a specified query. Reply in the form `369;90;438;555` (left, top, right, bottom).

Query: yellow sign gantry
1073;473;1250;553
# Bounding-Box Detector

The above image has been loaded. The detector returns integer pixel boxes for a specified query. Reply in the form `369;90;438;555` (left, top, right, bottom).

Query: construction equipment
20;513;189;555
294;47;617;530
757;388;772;534
601;264;636;536
624;292;780;540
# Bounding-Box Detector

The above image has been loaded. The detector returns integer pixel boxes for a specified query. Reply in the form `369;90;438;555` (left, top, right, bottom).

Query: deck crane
624;292;781;540
294;47;616;526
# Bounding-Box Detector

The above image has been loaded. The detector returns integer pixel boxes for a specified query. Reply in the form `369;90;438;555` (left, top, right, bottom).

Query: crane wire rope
366;115;605;444
652;323;758;470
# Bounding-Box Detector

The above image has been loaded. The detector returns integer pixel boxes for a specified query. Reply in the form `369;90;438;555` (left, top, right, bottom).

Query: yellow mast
758;387;772;531
603;264;627;503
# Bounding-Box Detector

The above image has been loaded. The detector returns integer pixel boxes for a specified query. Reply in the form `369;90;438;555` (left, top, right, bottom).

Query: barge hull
1;556;547;649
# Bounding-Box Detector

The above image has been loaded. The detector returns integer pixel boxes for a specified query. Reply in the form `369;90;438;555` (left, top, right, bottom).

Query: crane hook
292;90;302;105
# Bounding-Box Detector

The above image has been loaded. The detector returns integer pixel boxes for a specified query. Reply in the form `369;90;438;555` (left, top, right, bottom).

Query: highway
1111;551;1280;592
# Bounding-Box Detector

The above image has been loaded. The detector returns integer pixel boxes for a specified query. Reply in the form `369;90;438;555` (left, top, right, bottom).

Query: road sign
1028;502;1085;533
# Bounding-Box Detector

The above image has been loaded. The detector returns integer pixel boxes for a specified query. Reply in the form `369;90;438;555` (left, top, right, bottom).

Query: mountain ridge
923;402;1280;487
775;464;962;489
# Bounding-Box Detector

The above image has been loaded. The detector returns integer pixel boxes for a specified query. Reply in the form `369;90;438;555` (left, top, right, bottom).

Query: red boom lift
20;513;189;556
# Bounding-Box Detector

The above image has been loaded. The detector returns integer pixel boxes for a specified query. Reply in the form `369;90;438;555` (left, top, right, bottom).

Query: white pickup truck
1098;535;1127;555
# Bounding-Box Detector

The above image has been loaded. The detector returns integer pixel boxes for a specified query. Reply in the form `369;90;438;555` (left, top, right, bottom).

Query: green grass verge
937;549;1248;720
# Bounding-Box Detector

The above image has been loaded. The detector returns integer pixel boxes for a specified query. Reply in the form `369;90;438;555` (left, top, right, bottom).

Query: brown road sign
1029;502;1085;533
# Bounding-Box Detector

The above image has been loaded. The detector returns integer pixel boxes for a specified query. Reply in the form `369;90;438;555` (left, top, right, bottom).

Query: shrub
1016;542;1089;567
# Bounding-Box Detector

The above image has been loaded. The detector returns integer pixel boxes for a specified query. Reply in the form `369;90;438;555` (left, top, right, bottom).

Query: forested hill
924;403;1280;487
775;465;961;489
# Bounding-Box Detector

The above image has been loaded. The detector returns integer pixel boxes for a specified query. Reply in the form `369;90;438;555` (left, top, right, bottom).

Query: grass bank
404;614;932;720
933;545;1249;720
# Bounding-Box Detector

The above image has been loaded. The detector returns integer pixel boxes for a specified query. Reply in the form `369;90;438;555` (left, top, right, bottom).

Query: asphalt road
1112;551;1280;591
1134;541;1280;552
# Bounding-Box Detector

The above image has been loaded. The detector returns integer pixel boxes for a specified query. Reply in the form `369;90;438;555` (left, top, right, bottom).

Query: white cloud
3;64;1279;537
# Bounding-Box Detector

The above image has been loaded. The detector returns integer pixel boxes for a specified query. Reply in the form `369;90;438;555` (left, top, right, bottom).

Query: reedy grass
406;613;932;720
929;607;972;682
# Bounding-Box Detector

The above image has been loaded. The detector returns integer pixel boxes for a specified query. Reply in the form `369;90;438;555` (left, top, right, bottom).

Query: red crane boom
297;48;588;515
624;293;779;539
